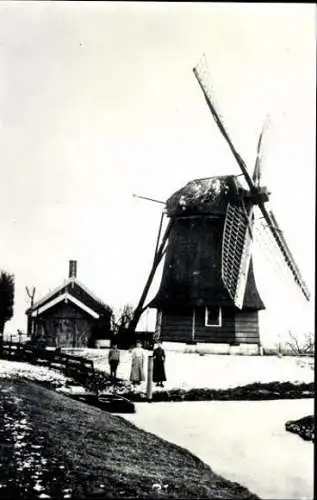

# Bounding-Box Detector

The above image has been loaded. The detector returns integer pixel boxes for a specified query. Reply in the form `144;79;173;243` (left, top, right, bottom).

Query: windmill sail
266;209;310;300
222;202;254;308
193;65;255;191
252;115;271;187
193;61;310;302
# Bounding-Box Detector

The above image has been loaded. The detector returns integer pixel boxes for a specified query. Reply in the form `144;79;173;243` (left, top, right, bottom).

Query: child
108;343;120;383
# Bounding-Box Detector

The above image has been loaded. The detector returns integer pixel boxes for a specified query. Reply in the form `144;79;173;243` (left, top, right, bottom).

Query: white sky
0;2;315;344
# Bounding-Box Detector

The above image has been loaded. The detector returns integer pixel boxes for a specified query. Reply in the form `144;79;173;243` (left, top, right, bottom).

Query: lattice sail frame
193;59;310;303
222;202;254;309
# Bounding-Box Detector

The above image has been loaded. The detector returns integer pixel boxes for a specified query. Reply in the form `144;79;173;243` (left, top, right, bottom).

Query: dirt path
122;398;314;500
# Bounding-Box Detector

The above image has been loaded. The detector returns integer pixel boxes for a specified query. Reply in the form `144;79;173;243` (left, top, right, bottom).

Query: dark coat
152;346;166;382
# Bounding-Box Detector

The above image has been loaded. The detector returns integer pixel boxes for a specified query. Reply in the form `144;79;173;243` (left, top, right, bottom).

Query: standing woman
153;342;166;387
130;341;145;386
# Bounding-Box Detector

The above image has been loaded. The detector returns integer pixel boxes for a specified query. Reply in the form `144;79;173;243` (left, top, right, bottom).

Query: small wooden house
26;261;112;348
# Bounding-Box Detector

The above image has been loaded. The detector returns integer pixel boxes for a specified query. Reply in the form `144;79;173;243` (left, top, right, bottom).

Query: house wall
234;309;260;344
160;307;260;345
160;308;193;343
32;302;95;348
193;307;236;343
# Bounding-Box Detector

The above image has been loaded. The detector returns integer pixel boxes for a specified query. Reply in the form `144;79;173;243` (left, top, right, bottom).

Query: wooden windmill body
129;62;310;349
149;175;266;345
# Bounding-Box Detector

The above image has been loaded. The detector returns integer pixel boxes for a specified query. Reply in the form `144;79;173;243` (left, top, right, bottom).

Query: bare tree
286;330;315;356
25;286;36;308
112;304;135;334
111;304;135;349
302;332;315;355
25;286;36;337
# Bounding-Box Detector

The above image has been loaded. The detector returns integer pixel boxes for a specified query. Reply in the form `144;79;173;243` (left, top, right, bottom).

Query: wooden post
65;355;69;377
154;311;162;343
191;308;196;343
146;354;153;402
154;211;165;258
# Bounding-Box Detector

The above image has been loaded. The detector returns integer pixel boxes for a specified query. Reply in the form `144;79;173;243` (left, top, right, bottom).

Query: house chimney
69;260;77;278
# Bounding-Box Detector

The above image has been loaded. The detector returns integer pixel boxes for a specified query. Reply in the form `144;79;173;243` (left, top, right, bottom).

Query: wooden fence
0;342;95;386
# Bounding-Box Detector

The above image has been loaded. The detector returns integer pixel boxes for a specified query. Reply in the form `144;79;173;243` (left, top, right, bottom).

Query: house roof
26;277;112;319
31;292;100;319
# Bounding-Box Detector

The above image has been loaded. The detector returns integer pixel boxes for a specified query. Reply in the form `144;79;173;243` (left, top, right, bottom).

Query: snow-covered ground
0;360;73;388
0;349;313;396
63;348;314;391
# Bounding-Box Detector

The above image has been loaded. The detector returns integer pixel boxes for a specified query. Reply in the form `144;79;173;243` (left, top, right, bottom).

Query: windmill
129;59;310;349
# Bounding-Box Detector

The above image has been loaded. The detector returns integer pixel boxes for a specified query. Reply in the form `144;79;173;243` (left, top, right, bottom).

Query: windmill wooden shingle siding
26;261;112;348
150;176;265;345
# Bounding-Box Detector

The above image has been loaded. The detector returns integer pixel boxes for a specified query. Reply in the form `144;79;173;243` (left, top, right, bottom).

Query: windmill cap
166;175;244;217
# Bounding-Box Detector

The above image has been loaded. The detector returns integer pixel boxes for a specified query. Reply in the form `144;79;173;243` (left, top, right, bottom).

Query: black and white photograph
0;2;315;499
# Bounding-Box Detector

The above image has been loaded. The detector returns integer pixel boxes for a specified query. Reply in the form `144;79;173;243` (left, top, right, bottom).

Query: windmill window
205;306;222;327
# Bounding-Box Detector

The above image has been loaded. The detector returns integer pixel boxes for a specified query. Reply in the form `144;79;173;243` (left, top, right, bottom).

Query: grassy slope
0;379;258;499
